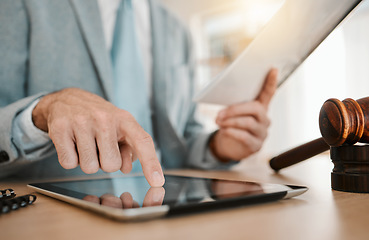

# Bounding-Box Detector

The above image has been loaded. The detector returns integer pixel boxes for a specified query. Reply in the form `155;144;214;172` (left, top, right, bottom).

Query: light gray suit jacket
0;0;223;179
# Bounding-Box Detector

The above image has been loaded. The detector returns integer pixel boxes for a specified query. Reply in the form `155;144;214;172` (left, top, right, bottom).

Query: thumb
256;68;278;109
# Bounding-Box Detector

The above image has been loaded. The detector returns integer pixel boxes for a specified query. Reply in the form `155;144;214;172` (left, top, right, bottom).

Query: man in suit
0;0;277;186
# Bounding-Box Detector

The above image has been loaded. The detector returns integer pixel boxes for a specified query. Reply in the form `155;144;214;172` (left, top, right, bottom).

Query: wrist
209;131;232;163
32;94;54;132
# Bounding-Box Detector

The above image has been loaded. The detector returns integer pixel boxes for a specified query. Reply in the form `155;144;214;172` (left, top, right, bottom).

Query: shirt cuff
187;131;237;170
12;98;52;156
203;132;238;169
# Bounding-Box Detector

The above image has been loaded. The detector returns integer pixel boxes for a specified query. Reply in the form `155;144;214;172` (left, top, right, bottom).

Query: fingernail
153;190;162;203
152;171;164;187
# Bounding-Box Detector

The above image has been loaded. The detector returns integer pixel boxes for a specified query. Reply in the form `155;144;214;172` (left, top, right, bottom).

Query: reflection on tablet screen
48;175;293;210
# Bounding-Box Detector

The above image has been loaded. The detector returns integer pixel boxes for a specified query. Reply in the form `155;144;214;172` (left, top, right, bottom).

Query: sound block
331;145;369;193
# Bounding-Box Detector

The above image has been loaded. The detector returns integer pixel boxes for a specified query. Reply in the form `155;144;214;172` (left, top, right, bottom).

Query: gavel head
319;97;369;147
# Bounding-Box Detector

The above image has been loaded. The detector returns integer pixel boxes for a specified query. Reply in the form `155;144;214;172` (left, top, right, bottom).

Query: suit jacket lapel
149;0;167;112
149;0;188;168
69;0;114;100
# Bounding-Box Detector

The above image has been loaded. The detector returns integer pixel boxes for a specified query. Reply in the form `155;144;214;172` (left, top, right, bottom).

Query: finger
224;128;263;154
216;101;269;125
143;187;165;207
256;68;278;108
82;195;100;204
119;114;165;187
132;152;138;162
132;201;140;208
74;127;100;174
49;120;78;170
218;116;268;140
120;192;134;209
100;194;123;208
119;144;133;174
95;126;121;173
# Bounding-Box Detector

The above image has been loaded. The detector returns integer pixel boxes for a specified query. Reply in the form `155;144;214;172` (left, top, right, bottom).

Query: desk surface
1;155;369;240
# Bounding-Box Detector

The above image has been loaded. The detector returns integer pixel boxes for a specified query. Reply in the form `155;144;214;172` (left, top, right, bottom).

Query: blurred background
159;0;369;165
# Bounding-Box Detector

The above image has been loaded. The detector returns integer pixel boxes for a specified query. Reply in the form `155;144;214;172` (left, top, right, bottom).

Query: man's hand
209;69;278;162
32;88;165;187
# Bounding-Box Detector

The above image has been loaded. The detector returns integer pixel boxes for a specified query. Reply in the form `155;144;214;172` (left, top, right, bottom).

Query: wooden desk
1;155;369;240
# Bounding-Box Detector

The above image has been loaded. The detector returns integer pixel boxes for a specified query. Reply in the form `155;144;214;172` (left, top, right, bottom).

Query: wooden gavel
270;97;369;171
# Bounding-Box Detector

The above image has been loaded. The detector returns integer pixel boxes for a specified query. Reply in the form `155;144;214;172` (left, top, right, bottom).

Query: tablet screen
29;175;305;211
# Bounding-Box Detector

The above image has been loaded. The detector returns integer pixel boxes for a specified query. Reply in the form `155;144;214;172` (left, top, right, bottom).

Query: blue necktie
111;0;152;172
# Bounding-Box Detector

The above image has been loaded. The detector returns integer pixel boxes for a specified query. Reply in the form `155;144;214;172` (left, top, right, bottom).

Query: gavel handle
269;137;330;172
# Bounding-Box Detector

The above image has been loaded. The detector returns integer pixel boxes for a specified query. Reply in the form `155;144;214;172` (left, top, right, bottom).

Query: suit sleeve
0;1;55;178
182;29;236;170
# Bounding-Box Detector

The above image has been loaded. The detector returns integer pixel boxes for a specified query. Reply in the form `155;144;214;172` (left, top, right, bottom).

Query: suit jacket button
0;151;10;163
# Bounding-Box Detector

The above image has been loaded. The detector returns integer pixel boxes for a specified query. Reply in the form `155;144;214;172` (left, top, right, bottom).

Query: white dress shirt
97;0;152;85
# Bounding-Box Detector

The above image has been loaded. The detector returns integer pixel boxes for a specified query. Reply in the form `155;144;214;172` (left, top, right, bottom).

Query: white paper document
194;0;362;105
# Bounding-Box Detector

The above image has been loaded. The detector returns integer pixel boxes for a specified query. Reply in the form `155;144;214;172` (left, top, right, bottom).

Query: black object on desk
0;188;37;214
0;188;16;200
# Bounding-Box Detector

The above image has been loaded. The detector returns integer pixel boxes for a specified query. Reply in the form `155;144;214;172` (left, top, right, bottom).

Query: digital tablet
28;174;307;221
194;0;363;105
